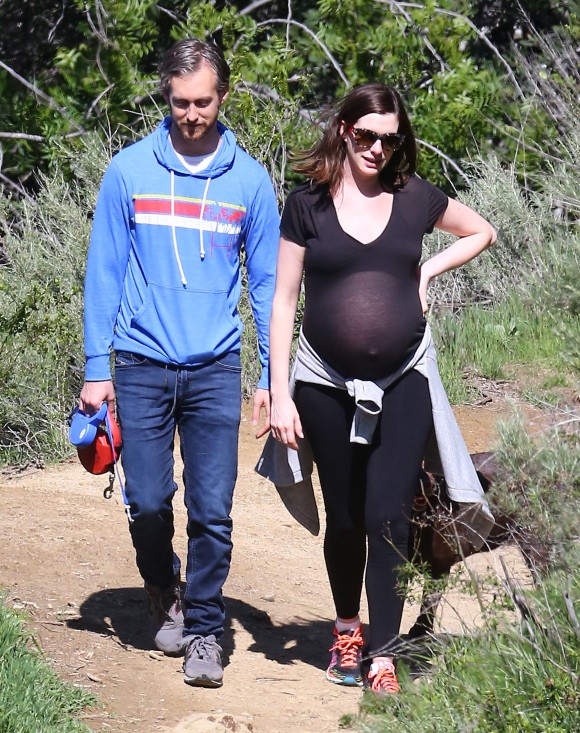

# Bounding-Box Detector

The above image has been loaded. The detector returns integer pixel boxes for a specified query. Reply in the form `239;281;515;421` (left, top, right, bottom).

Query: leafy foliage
352;420;580;733
0;136;107;463
0;596;96;731
0;4;579;464
490;417;579;568
0;0;577;192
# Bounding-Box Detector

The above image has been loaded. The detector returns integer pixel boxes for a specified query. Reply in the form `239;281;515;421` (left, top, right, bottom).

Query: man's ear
220;88;229;105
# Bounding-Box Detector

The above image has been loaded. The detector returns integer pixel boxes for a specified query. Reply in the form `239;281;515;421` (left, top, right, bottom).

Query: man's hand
80;380;116;415
252;387;271;439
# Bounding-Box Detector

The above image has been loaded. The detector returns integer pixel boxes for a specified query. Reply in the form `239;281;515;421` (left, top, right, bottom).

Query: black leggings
294;369;433;657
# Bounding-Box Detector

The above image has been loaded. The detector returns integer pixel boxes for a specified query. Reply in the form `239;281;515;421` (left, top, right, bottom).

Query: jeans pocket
215;351;242;373
114;351;149;368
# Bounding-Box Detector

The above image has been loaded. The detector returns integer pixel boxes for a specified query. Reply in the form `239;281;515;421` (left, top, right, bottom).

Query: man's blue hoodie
84;118;280;389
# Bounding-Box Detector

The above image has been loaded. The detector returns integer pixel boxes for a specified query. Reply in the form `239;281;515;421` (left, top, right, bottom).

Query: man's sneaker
183;634;224;688
365;657;400;695
146;579;185;656
326;625;364;686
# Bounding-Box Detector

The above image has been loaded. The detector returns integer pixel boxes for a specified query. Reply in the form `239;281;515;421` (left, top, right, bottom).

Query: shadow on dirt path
0;399;553;732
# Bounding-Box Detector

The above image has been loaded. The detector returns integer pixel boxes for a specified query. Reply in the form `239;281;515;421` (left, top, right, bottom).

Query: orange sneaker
366;657;400;694
326;625;364;686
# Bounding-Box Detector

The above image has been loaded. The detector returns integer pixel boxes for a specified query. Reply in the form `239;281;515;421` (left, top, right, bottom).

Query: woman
264;83;496;694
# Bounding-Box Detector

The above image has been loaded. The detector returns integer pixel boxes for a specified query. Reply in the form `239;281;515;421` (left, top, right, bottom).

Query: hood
150;117;239;279
152;117;236;178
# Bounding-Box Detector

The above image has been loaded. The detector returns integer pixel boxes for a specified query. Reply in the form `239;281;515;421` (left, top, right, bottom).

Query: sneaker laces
368;657;400;694
186;635;222;663
330;626;364;668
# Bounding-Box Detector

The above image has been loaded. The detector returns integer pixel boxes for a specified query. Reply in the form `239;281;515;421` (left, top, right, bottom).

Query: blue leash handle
103;410;134;524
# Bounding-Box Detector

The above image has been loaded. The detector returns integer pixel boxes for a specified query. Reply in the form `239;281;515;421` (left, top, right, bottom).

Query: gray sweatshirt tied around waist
256;325;495;548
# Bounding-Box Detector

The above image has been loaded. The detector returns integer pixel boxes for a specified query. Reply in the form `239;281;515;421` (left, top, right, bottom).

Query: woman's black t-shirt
280;175;448;379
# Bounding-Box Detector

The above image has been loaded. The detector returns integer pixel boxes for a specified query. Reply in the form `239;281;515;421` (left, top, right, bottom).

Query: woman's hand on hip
417;264;430;315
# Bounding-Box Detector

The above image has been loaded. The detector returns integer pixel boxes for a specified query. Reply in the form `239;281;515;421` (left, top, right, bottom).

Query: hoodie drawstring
170;171;211;284
199;177;211;261
170;171;188;286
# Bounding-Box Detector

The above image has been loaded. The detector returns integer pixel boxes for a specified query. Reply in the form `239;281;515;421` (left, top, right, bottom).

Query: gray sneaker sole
184;672;223;688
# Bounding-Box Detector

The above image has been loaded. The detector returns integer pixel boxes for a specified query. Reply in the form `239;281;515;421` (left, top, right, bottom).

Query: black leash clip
103;472;115;499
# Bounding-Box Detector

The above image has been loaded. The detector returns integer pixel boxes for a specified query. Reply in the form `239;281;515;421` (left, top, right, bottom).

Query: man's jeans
114;350;241;639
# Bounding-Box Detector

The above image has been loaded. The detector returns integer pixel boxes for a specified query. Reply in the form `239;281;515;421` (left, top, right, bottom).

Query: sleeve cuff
85;354;112;382
257;367;270;391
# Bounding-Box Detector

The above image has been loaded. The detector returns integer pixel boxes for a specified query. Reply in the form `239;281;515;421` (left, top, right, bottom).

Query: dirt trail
0;401;543;733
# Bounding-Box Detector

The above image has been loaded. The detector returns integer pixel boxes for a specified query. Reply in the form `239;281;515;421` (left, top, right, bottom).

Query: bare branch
239;0;275;15
564;578;580;639
379;0;447;72
235;80;314;123
500;555;544;638
0;171;35;202
286;0;292;49
86;0;110;44
86;84;115;118
254;19;349;86
155;4;181;22
0;61;85;135
416;138;470;184
483;115;580;171
376;0;525;99
0;132;44;142
47;6;66;44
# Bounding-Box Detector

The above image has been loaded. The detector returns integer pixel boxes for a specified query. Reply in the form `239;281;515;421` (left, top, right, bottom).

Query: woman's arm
419;198;497;313
256;236;306;449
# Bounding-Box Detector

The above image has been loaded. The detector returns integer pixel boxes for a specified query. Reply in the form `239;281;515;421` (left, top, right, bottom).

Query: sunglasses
348;126;405;152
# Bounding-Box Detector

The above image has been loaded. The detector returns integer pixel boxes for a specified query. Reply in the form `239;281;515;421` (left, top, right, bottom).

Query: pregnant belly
303;285;425;379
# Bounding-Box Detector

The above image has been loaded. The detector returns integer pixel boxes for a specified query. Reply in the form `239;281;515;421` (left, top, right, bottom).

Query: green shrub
0;161;93;463
355;561;580;733
489;417;580;571
0;598;96;732
1;21;579;464
348;399;579;731
432;292;578;404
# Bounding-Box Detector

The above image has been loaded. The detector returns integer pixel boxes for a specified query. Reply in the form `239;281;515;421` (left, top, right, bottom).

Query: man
80;38;279;688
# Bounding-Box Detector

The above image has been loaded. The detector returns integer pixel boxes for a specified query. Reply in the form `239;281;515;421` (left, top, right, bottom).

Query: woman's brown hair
293;83;416;194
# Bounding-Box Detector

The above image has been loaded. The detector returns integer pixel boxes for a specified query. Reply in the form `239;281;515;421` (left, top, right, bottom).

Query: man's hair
159;38;230;97
293;82;417;194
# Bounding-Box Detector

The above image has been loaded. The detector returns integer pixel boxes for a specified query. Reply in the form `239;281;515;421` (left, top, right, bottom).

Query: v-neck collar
331;191;396;247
